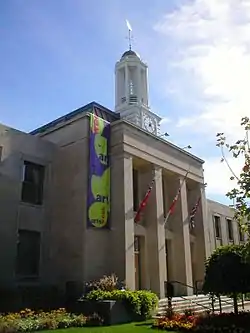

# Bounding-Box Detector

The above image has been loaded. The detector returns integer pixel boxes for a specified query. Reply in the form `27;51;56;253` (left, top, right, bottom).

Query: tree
216;117;250;235
203;245;250;314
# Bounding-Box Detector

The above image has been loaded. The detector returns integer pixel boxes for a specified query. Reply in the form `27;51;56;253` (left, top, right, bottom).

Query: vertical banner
87;113;111;228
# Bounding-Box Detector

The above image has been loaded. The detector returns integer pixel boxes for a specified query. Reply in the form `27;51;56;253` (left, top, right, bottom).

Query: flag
189;196;201;229
126;19;132;31
164;170;189;226
134;179;155;223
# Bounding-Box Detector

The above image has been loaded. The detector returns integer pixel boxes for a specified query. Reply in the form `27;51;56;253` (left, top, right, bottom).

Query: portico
110;120;207;298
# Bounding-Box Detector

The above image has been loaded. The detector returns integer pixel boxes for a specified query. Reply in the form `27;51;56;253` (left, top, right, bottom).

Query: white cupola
114;49;161;135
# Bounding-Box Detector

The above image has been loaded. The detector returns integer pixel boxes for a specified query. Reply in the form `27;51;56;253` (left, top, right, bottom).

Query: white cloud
160;117;171;125
152;0;250;199
204;155;243;196
154;0;250;141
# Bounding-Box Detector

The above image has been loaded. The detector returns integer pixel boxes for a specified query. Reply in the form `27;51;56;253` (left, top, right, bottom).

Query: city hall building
0;48;246;300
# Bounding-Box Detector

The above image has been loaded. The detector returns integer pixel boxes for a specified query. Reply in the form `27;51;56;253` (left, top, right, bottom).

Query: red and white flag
189;196;201;229
164;170;189;226
134;179;155;223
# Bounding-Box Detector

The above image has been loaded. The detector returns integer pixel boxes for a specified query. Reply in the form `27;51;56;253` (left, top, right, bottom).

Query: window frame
239;225;244;242
21;160;45;206
214;215;221;239
15;229;41;278
226;218;234;242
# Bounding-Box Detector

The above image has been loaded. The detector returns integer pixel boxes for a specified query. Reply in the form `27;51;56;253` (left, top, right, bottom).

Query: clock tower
114;49;161;135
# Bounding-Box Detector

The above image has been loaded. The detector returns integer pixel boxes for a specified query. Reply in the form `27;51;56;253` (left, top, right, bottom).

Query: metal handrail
169;280;198;295
166;280;241;313
168;280;213;311
214;294;243;308
175;294;212;312
169;280;196;291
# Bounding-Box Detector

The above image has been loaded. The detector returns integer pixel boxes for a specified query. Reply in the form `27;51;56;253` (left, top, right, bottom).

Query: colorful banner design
87;114;111;228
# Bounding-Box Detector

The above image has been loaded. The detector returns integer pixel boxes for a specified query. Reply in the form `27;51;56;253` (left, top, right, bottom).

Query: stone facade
0;102;246;300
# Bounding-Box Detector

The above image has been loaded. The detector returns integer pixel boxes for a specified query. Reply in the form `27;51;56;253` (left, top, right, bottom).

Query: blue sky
1;0;248;204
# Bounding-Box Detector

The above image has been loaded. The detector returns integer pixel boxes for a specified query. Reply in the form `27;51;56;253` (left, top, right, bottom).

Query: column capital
178;175;187;184
123;152;133;160
153;165;162;174
112;151;133;161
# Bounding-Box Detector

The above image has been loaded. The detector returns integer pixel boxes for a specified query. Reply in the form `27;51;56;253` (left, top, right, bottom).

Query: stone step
160;299;234;309
160;298;231;307
156;294;250;317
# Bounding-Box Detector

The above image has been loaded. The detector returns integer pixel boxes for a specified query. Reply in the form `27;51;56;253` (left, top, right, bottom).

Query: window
227;219;234;242
16;230;41;276
214;215;221;238
21;161;45;205
133;169;139;211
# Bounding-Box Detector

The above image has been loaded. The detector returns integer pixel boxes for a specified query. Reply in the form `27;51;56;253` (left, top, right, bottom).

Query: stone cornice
111;120;204;164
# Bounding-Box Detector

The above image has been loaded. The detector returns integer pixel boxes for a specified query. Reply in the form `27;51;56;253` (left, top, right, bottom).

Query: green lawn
43;322;155;333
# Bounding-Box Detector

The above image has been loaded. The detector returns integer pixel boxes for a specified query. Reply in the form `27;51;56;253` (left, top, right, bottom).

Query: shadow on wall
0;285;64;313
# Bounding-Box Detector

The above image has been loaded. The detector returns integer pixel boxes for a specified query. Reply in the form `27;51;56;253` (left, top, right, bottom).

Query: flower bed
0;308;87;333
153;313;197;331
153;311;250;333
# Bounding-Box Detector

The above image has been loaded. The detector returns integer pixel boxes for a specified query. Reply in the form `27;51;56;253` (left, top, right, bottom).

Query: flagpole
189;183;207;229
134;176;155;223
163;167;191;227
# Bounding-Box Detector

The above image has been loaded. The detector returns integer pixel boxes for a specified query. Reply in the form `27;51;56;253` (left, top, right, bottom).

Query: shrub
85;274;121;293
85;313;104;327
85;289;158;318
0;308;87;333
183;308;195;317
203;244;250;314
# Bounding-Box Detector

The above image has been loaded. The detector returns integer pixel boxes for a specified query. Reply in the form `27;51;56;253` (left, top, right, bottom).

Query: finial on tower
126;19;133;50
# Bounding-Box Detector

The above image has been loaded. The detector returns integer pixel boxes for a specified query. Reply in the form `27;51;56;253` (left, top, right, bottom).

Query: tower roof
121;49;140;60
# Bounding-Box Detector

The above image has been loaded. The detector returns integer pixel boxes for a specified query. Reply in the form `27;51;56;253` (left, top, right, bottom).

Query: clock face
143;114;156;133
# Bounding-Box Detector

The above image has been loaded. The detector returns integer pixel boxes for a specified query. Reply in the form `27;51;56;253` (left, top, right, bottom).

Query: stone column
142;166;167;298
125;65;129;103
170;176;193;296
137;67;141;103
199;186;212;258
110;152;135;290
189;185;207;289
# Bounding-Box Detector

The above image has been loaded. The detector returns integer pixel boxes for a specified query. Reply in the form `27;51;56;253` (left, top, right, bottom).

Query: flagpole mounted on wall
163;167;191;228
189;182;207;230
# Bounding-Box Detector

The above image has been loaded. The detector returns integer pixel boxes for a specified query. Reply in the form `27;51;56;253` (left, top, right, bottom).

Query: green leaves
203;244;250;298
216;116;250;236
85;289;158;318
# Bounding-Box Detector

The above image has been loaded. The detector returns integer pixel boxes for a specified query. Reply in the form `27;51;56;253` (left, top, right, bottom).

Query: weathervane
126;19;133;50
